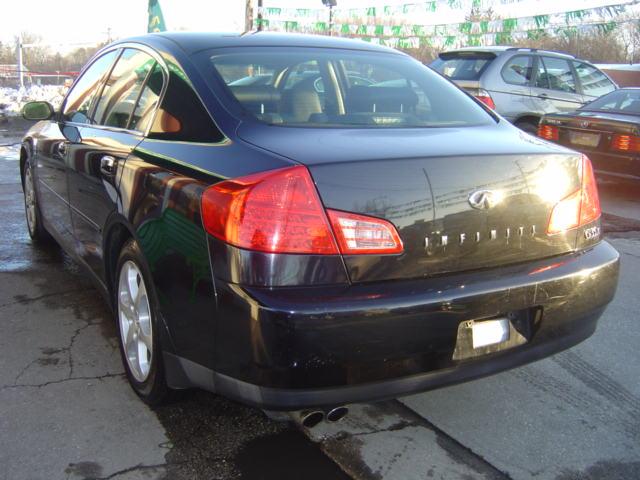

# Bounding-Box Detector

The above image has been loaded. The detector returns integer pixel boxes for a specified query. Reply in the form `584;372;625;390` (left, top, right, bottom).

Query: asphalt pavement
1;118;639;480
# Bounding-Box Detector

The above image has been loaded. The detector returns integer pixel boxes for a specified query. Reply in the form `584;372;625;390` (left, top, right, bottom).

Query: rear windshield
207;48;493;128
582;89;640;114
430;52;495;81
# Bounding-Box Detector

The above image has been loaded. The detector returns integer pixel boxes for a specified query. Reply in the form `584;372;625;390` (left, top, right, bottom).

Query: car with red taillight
431;47;616;135
19;32;619;411
538;88;640;182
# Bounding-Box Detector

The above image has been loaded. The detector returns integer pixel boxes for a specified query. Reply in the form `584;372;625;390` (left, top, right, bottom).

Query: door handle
100;155;117;177
538;93;549;99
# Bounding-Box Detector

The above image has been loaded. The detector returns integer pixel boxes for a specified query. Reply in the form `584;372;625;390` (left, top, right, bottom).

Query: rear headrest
229;86;281;105
346;85;419;113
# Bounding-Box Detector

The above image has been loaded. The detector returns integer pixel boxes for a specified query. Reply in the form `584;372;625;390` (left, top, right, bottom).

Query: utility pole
245;0;253;31
257;0;263;31
16;34;24;89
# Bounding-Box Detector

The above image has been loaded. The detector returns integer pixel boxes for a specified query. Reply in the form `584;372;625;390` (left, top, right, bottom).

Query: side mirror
22;101;55;121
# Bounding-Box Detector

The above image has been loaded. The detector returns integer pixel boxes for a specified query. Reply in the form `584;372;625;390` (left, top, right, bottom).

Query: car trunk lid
238;123;582;282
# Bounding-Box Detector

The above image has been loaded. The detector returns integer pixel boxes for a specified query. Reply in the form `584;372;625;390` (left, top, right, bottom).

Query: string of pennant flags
254;1;640;49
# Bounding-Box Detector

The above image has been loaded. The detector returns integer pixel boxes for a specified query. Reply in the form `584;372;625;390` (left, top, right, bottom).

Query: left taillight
201;165;403;255
547;155;601;234
538;124;559;141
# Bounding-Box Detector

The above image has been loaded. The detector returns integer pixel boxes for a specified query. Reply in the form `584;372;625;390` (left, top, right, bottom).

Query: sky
0;0;633;51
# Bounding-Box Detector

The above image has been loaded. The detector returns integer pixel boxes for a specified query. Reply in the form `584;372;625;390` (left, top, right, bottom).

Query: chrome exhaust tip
288;410;325;428
326;406;349;423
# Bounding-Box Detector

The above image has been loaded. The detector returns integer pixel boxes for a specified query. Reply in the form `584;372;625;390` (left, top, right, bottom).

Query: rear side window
501;56;533;86
431;52;495;81
130;63;163;132
209;49;493;128
93;48;157;130
62;50;119;124
573;62;616;98
583;89;640;113
535;57;577;93
147;65;224;143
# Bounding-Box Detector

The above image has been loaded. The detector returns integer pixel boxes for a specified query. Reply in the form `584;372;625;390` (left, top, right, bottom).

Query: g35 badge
584;226;600;240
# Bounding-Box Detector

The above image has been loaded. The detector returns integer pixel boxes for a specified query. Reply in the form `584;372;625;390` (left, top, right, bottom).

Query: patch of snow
0;85;66;117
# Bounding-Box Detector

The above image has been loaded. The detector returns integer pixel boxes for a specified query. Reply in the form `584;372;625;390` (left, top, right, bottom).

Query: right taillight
538;124;559;141
201;165;403;255
611;134;640;153
547;155;601;234
475;89;495;109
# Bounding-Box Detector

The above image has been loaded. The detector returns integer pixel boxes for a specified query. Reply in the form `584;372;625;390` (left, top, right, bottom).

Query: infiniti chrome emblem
468;189;498;210
579;121;590;128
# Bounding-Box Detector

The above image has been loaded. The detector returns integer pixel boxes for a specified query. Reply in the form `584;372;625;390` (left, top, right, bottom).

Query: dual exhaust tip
296;406;349;428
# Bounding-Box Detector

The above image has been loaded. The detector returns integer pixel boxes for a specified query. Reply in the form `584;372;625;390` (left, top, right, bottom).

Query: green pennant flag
366;7;376;17
375;24;384;36
534;15;549;28
285;20;299;32
445;35;456;47
502;18;517;32
480;21;489;33
460;22;472;34
426;1;436;12
148;0;167;33
315;21;327;32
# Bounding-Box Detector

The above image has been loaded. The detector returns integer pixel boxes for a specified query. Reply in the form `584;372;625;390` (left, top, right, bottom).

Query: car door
495;54;535;121
531;56;584;114
67;47;164;279
36;50;119;249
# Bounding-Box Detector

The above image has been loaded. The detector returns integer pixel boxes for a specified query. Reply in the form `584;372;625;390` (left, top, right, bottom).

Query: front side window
536;57;576;93
62;50;119;124
573;62;616;98
501;55;533;86
93;48;158;130
209;49;493;128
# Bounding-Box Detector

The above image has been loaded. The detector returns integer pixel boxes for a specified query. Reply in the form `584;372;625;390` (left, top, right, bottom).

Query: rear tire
515;120;539;135
115;239;169;406
22;151;53;244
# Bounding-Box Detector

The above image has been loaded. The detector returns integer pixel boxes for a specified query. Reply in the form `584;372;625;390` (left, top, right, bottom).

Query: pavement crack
89;462;177;480
1;373;124;391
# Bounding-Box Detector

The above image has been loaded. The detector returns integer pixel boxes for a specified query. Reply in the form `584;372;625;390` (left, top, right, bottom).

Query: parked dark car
538;88;640;182
20;32;619;419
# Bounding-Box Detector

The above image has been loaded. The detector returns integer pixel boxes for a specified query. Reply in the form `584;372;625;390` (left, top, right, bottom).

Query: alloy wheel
118;260;153;382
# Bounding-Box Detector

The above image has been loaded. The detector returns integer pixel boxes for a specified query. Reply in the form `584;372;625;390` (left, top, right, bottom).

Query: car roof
118;31;402;56
443;46;576;60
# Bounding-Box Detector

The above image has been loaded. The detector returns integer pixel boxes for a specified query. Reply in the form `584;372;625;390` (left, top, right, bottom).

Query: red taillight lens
327;209;403;255
547;155;601;234
611;134;640;153
538;124;559;141
475;93;495;110
201;165;339;254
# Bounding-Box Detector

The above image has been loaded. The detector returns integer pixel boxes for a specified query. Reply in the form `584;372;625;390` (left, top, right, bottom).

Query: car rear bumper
168;240;619;410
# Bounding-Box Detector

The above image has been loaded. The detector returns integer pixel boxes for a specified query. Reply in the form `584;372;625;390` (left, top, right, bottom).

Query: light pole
322;0;337;36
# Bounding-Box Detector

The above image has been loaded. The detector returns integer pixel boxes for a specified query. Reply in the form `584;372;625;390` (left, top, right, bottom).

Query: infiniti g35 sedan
20;32;619;414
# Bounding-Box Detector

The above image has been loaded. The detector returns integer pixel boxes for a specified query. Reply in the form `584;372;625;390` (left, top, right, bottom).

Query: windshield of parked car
207;48;494;128
430;52;496;81
582;89;640;114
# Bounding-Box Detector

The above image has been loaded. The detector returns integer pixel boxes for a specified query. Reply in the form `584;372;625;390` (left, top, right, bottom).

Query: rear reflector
327;209;403;255
475;90;495;110
201;166;339;254
538;124;559;141
611;134;640;153
547;155;601;234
